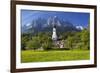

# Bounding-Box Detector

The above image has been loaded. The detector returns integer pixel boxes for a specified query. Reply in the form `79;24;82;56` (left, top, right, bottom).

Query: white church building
52;16;64;48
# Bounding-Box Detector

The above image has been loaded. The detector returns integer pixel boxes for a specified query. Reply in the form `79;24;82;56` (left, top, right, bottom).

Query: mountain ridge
21;16;84;34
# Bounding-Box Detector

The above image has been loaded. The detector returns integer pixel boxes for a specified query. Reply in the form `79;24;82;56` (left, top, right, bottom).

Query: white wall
0;0;100;73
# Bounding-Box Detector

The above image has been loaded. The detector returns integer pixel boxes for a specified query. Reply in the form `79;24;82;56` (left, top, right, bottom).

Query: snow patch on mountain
76;26;84;30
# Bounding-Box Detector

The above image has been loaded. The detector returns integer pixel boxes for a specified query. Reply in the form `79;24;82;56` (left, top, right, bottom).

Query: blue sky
21;9;90;27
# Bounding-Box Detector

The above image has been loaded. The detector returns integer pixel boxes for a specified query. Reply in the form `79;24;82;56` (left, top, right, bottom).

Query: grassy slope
21;50;90;63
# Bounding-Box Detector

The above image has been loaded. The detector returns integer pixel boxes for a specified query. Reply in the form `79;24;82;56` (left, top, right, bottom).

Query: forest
21;28;90;51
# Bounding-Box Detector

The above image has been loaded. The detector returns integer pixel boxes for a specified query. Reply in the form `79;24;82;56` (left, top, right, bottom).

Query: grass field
21;50;90;63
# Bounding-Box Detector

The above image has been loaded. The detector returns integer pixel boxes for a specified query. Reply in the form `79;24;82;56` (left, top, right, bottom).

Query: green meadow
21;50;90;63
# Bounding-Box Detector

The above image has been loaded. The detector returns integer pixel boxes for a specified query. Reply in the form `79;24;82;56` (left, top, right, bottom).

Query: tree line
21;29;90;50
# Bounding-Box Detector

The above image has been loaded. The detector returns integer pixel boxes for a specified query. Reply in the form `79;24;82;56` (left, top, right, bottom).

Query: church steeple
52;16;57;41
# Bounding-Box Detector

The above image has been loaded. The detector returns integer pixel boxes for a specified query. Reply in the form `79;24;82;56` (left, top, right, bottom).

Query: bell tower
52;16;57;41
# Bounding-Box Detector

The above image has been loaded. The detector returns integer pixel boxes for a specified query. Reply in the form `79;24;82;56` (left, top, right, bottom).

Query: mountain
21;16;81;34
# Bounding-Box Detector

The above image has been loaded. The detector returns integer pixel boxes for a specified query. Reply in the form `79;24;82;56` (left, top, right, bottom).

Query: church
52;16;64;48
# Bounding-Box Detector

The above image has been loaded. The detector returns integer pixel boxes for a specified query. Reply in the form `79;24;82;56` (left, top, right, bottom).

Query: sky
21;9;90;27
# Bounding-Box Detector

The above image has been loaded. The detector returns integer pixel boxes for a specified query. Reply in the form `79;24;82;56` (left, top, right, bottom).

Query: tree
26;32;53;50
64;29;90;50
21;36;29;50
81;29;90;50
41;34;52;50
65;36;74;49
26;36;41;50
42;42;52;50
